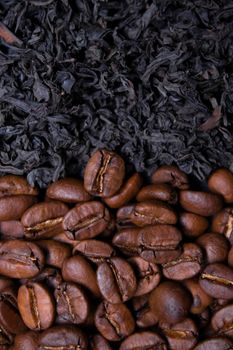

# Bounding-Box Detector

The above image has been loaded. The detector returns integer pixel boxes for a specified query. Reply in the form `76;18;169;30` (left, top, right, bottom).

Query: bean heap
0;149;233;350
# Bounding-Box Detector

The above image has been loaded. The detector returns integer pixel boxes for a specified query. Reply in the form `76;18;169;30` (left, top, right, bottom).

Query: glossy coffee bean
0;221;24;239
137;183;177;204
149;281;192;324
0;240;44;278
180;190;223;216
62;255;100;297
0;175;38;197
97;257;136;303
212;208;233;244
84;149;125;197
179;212;209;238
193;337;233;350
22;267;63;290
138;225;182;264
228;246;233;267
95;301;135;342
151;165;189;189
0;195;37;221
208;168;233;203
184;277;213;314
200;263;233;299
211;303;233;338
132;295;158;328
104;173;143;208
54;282;89;325
90;334;112;350
37;240;71;268
0;286;27;336
128;257;161;296
120;331;167;350
116;205;135;227
160;318;198;350
14;331;39;350
209;298;229;314
38;325;88;350
46;177;91;203
196;233;229;264
21;201;69;239
112;227;140;256
124;201;178;226
63;201;110;240
18;282;55;330
162;243;203;280
73;240;115;264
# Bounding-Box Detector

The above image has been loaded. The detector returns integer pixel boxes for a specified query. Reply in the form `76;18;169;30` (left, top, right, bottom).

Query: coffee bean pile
0;149;233;349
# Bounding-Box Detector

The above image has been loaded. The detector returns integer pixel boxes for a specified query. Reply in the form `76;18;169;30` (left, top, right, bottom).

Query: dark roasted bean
0;195;37;221
193;337;233;350
63;201;110;240
84;149;125;197
104;173;143;208
0;176;38;197
112;227;140;256
73;239;115;264
0;221;24;239
151;165;189;189
90;334;112;350
37;240;71;268
46;178;91;203
162;243;203;280
97;257;136;303
17;282;55;330
14;331;39;350
0;240;44;278
180;190;223;216
196;233;229;264
212;208;233;244
94;301;135;342
179;212;209;238
200;263;233;299
21;201;69;239
119;331;167;350
184;277;213;314
211;303;233;338
208;168;233;203
137;183;177;204
149;281;192;324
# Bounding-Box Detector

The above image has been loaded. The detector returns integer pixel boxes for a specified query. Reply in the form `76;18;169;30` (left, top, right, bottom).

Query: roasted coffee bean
63;201;110;240
0;176;38;197
121;201;177;226
38;325;88;350
62;255;100;297
0;286;27;336
137;183;177;204
208;168;233;203
180;190;223;216
151;165;189;189
90;334;112;350
160;318;198;350
212;208;233;244
228;246;233;267
162;243;203;280
149;281;192;324
112;227;140;256
209;298;229;314
73;240;115;264
119;331;167;350
0;277;13;292
84;149;125;197
18;282;55;330
14;331;39;350
37;240;71;268
184;277;213;314
97;257;136;303
99;215;116;238
54;282;89;325
196;233;229;264
132;295;158;329
46;178;91;203
0;195;37;221
53;231;78;247
200;263;233;299
104;173;143;208
193;337;233;350
0;240;44;278
94;301;135;342
138;224;182;264
179;212;209;238
21;201;69;239
0;221;24;239
211;303;233;338
128;257;161;296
